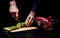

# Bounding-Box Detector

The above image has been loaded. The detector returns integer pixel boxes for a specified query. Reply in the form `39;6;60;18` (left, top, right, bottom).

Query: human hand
25;11;35;27
9;0;19;21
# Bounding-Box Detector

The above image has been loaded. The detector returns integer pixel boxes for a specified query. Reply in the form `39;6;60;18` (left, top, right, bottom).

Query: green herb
9;26;17;30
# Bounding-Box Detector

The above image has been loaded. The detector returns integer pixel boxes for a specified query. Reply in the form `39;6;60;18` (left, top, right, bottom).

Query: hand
9;0;19;21
25;11;35;27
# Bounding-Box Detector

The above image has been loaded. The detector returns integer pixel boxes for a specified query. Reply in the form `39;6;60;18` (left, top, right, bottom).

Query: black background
0;0;59;26
0;0;60;38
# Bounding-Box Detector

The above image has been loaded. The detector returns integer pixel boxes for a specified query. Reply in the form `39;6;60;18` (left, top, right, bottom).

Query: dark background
0;0;59;29
0;0;59;26
0;0;60;38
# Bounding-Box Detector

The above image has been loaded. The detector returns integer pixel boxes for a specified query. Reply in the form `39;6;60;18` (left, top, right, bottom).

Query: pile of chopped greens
8;22;26;31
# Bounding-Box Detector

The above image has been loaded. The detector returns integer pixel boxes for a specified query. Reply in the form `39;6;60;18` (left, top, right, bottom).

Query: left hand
25;11;35;27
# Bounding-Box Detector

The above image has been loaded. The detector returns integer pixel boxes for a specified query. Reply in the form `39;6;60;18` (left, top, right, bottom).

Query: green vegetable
9;26;17;30
7;22;26;31
21;22;26;27
16;22;22;28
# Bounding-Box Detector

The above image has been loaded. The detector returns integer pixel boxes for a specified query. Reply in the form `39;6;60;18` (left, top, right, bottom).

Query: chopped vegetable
9;26;17;30
16;22;22;28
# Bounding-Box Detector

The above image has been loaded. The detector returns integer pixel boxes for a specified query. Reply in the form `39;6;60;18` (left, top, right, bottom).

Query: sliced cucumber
7;22;26;31
21;22;26;27
16;22;22;28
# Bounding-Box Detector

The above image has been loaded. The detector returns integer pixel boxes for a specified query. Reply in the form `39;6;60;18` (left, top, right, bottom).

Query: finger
26;16;34;26
15;12;19;20
29;16;34;24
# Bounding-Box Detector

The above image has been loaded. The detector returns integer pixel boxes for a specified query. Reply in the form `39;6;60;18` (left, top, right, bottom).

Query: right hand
9;0;19;21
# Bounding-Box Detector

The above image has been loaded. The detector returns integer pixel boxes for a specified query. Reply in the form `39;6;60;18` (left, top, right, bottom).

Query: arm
25;0;40;26
31;0;40;12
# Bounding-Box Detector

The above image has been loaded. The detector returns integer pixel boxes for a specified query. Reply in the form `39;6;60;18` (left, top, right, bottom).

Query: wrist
29;11;35;16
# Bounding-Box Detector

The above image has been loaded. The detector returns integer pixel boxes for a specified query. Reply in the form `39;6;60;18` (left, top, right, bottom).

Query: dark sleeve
31;0;40;13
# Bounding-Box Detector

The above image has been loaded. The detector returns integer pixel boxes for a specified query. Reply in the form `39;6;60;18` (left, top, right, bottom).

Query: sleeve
31;0;40;13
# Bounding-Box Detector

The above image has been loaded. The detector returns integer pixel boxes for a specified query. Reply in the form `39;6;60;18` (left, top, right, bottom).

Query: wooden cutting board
3;27;37;32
